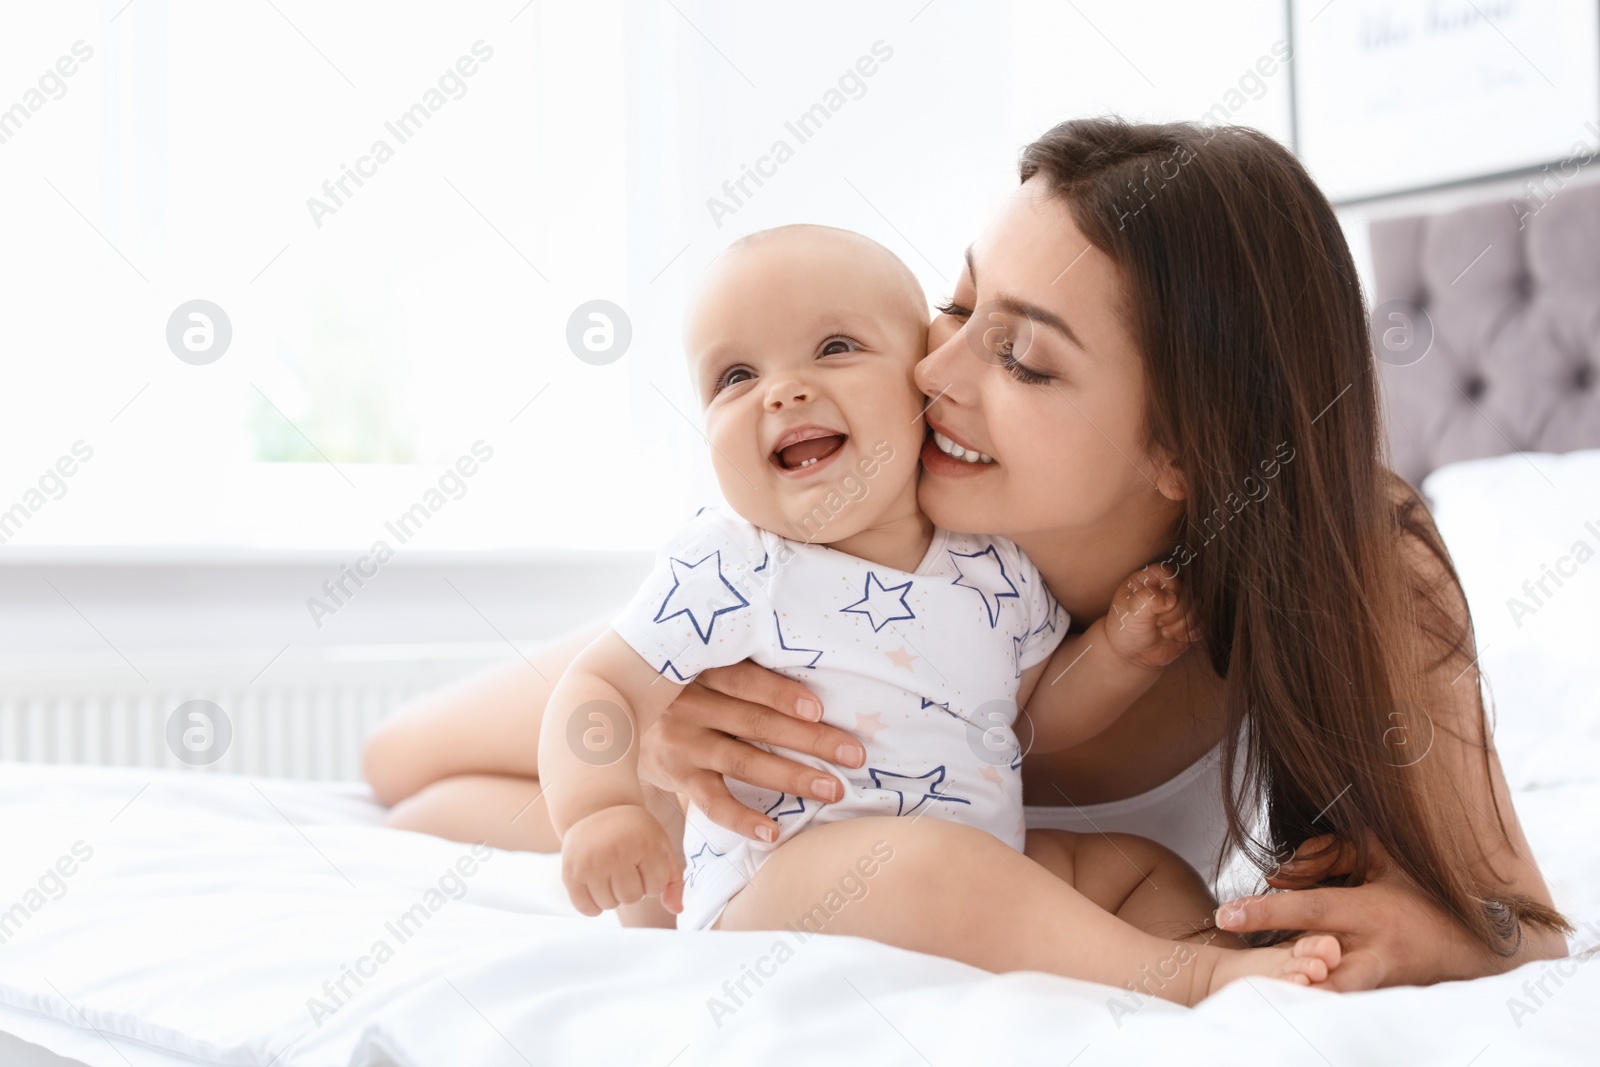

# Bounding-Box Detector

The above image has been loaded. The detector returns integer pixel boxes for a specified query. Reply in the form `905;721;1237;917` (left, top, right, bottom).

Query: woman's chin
916;467;998;536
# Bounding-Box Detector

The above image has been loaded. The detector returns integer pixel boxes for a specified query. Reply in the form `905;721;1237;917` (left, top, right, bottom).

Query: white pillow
1421;450;1600;786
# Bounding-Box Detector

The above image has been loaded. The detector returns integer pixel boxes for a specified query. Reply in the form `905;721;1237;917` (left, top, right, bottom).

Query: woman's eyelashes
998;349;1051;385
937;297;1052;385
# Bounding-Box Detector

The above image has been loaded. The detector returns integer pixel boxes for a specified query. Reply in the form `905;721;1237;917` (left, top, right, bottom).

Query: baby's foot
1197;935;1342;1002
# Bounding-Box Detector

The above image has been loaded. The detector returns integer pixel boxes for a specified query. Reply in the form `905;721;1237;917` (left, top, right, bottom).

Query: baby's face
686;228;928;544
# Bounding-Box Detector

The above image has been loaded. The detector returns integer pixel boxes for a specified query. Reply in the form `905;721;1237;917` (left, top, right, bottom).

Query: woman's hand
637;661;866;843
1215;833;1566;989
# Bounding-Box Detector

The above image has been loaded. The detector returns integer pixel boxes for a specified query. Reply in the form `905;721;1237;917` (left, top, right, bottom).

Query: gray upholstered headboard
1368;181;1600;486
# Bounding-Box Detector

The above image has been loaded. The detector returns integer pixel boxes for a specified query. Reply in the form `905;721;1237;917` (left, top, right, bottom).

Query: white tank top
1022;740;1262;903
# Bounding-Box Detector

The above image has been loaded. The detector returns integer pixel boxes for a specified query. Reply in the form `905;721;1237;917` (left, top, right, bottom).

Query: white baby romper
611;505;1067;930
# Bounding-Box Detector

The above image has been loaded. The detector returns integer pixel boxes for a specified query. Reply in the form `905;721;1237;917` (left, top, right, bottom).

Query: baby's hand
1105;564;1200;671
561;804;685;918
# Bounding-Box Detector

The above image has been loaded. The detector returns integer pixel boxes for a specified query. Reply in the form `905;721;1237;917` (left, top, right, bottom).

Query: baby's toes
1285;955;1327;984
1290;934;1342;984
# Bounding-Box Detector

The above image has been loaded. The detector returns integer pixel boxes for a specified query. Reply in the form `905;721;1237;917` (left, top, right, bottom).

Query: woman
364;118;1571;990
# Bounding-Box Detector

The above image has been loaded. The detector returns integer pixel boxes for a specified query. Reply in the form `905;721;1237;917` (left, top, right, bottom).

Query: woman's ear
1152;447;1187;502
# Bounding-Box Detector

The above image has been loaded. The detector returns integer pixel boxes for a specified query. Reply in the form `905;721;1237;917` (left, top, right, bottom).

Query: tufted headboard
1367;181;1600;487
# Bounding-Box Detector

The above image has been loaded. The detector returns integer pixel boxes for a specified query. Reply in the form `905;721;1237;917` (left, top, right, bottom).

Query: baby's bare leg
1025;829;1239;945
364;622;607;849
382;773;559;851
714;816;1343;1005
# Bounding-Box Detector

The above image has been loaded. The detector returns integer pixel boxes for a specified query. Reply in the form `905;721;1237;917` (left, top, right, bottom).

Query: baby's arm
537;629;691;917
1018;564;1198;753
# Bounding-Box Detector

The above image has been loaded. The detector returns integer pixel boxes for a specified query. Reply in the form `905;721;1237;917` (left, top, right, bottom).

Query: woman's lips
920;426;997;478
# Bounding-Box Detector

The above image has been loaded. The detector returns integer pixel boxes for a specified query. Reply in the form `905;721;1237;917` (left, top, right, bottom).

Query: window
0;0;1290;554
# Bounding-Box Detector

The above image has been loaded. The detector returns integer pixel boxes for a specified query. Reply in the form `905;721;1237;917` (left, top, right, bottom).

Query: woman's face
915;177;1183;554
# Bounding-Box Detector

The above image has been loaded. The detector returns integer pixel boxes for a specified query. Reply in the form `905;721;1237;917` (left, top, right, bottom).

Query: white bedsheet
4;450;1598;1065
0;758;1595;1067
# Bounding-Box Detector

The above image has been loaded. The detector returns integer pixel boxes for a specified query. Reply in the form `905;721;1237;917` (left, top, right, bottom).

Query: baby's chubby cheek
703;418;786;522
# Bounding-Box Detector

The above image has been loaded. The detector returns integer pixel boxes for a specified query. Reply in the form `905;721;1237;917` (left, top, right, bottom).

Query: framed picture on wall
1288;0;1600;202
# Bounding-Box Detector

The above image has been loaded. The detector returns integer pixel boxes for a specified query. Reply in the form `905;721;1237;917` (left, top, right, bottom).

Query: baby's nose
764;381;812;409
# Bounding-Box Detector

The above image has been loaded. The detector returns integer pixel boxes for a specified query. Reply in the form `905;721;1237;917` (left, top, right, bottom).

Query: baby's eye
718;365;756;391
819;336;859;356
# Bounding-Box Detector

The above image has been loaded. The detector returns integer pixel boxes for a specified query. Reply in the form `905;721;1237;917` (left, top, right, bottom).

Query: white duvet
1;451;1597;1066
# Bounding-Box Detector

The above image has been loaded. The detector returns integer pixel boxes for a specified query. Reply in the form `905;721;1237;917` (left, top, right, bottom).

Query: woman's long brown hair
1019;118;1571;952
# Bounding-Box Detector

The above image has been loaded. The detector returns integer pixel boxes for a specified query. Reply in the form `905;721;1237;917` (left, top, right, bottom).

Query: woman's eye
718;366;756;391
936;298;972;318
999;349;1050;385
819;337;858;356
958;310;1052;386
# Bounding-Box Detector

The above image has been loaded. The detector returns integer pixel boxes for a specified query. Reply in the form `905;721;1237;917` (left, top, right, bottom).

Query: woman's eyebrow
964;245;1085;350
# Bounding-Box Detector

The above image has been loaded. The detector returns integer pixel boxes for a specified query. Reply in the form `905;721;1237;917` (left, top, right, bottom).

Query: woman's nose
915;320;975;404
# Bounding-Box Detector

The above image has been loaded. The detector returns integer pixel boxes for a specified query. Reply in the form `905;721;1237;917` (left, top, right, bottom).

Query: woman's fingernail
813;776;841;801
796;697;823;721
1216;903;1244;928
756;823;777;843
836;742;864;766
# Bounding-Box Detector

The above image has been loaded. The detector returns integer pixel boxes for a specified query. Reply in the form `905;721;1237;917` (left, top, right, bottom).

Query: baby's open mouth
772;428;848;471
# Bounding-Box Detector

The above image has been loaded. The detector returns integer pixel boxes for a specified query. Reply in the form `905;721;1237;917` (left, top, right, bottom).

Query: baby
537;224;1341;1001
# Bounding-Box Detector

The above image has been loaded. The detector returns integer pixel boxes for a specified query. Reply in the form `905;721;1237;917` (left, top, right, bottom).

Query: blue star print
654;550;750;644
919;696;963;724
867;766;972;817
685;841;726;888
840;572;916;632
764;792;806;820
773;612;823;668
657;660;694;683
1032;601;1061;637
949;545;1020;627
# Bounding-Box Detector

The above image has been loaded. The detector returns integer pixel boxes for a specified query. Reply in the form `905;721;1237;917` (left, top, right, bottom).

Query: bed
5;190;1600;1065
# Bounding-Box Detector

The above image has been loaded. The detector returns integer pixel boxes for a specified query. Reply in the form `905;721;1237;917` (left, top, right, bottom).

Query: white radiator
0;643;509;781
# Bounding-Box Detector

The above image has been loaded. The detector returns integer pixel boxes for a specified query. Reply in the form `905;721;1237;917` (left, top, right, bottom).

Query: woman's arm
1217;487;1570;986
